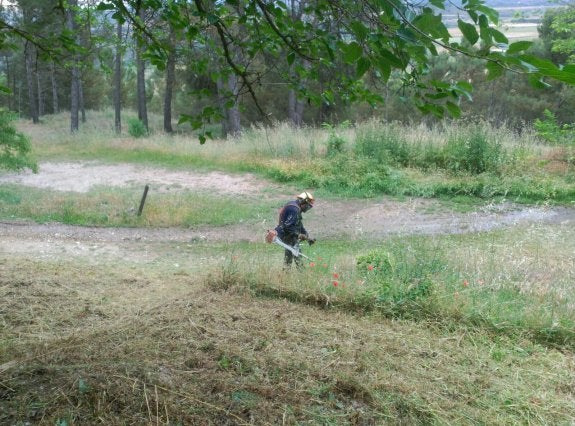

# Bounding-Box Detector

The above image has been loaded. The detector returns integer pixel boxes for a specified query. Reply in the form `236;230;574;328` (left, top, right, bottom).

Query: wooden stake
137;184;149;216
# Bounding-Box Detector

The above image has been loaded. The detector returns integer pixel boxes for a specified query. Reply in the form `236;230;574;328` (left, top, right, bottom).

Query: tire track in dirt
1;162;574;265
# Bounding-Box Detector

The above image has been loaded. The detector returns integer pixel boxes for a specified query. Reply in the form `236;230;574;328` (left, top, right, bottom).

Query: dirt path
1;161;574;265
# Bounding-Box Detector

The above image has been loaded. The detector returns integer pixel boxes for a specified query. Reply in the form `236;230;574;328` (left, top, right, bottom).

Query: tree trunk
36;71;43;117
288;89;305;127
114;19;122;134
24;43;39;124
50;61;59;114
163;26;176;133
70;66;80;132
216;76;229;138
67;0;80;132
79;77;86;123
136;7;148;131
226;73;241;136
287;1;307;127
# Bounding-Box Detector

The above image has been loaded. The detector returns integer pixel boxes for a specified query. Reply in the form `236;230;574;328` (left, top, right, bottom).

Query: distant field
449;22;539;42
446;4;554;42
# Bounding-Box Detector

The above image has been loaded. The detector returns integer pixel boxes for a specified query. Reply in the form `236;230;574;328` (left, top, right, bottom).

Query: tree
95;0;575;140
1;1;575;144
114;18;122;134
540;2;575;64
135;5;149;131
67;0;80;132
0;109;37;172
163;24;176;133
549;3;575;63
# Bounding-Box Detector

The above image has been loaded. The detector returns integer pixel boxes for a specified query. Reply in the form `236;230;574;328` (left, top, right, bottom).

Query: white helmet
297;191;314;206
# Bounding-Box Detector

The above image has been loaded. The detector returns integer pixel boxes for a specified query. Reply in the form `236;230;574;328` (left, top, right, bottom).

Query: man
275;191;316;268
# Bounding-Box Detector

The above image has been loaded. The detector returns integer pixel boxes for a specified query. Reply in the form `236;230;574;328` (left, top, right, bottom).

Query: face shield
300;200;313;212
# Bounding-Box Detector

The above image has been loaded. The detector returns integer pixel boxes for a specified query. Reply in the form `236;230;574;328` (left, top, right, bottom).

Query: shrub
128;118;148;138
534;109;575;145
323;122;350;157
355;241;447;316
0;109;37;172
326;133;346;156
443;125;506;175
355;123;411;166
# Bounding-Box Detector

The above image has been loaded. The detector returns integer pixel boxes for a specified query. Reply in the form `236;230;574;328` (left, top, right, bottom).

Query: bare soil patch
0;161;268;194
1;161;574;265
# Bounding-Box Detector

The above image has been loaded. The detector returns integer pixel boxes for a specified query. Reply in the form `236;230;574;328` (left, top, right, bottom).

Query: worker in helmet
275;191;316;268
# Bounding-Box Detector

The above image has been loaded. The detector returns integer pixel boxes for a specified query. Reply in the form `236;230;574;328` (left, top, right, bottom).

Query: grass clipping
1;256;574;425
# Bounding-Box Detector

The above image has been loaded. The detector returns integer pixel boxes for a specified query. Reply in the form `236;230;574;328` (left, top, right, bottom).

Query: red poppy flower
333;281;339;287
367;265;374;271
333;273;339;279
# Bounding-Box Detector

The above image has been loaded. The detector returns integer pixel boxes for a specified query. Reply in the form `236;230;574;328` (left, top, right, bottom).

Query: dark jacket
275;200;307;240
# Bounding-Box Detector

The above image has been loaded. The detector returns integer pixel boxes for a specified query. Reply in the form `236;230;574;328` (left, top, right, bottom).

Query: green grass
0;184;272;227
18;112;574;205
2;242;574;424
205;223;575;350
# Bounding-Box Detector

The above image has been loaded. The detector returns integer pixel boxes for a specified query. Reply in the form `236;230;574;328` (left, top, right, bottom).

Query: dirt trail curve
1;161;574;263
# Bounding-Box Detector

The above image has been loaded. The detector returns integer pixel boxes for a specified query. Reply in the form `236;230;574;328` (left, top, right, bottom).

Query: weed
128;118;148;138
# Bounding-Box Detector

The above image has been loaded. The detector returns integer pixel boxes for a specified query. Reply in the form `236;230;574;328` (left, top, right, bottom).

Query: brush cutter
265;230;312;260
272;236;311;260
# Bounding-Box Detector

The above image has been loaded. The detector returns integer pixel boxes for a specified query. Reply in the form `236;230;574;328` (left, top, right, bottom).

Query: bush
442;125;506;175
323;121;350;157
534;109;575;145
355;124;411;167
326;133;346;156
128;118;148;138
355;241;447;315
0;109;37;172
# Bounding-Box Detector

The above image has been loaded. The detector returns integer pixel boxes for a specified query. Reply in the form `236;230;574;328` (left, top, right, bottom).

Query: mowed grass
1;235;574;425
1;219;574;424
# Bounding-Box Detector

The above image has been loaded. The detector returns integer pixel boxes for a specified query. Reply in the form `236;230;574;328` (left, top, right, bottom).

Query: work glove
298;233;308;241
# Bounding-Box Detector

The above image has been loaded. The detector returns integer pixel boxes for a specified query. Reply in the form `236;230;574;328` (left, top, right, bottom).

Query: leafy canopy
95;0;575;129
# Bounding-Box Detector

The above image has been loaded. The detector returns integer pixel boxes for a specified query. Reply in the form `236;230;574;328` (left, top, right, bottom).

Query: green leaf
350;21;369;42
476;5;499;25
454;81;473;101
445;101;461;118
457;19;479;45
486;61;504;80
322;90;335;105
96;3;116;11
528;74;551;89
429;0;445;9
507;41;533;55
490;28;508;44
356;57;371;78
519;55;575;85
426;92;449;100
341;41;363;64
377;48;405;69
413;11;450;42
374;57;391;81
